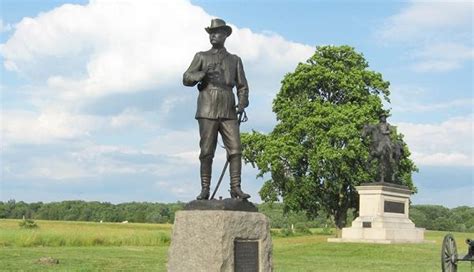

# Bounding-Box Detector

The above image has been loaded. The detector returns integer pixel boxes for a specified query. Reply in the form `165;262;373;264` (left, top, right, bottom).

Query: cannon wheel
442;234;458;272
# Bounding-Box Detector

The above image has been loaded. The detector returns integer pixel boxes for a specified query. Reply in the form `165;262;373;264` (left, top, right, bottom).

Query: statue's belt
203;84;233;92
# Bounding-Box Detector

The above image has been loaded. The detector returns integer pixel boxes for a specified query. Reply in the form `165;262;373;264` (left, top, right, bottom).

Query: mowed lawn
1;219;473;271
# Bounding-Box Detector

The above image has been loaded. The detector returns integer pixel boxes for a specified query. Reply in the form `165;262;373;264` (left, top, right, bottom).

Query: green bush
315;226;334;235
280;227;294;237
19;219;38;229
295;222;312;235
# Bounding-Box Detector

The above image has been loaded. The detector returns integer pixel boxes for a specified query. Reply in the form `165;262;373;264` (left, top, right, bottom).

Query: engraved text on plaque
384;201;405;214
234;240;259;272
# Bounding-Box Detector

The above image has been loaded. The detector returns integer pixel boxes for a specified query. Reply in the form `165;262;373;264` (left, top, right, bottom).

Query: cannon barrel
466;238;473;245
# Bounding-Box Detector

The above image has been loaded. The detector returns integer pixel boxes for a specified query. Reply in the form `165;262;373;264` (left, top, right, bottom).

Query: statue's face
209;30;227;46
380;116;387;122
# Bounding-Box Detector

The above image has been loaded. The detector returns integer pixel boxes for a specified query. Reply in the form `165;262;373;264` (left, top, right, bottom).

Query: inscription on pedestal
234;240;259;272
384;200;405;214
362;222;372;228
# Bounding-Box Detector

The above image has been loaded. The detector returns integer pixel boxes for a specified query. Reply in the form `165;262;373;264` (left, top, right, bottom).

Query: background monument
330;114;425;243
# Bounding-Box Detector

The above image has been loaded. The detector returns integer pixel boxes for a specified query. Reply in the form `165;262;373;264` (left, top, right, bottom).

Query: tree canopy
242;45;417;229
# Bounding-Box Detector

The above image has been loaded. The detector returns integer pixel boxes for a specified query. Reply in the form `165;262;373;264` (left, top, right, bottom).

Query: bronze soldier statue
362;112;404;183
183;18;250;200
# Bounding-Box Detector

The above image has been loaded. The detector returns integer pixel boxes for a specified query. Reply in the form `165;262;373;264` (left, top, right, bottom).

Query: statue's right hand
193;71;206;82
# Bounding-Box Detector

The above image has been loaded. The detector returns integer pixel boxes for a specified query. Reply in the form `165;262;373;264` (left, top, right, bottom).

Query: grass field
1;219;473;271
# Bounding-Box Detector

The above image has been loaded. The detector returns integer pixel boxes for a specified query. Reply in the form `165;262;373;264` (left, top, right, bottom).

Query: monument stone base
328;182;426;244
167;209;272;272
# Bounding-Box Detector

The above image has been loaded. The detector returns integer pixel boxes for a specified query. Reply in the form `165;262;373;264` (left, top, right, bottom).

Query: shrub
280;227;294;237
295;222;312;235
19;219;38;229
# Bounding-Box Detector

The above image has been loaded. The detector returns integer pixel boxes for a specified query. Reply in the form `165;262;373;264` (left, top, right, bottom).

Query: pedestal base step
327;237;434;244
343;226;424;241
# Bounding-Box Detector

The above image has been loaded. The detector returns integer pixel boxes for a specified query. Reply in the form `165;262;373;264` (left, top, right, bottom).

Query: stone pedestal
167;210;272;272
329;182;425;244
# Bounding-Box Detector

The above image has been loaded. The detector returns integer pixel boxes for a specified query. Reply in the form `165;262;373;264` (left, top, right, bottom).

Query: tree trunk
333;208;347;238
335;226;342;238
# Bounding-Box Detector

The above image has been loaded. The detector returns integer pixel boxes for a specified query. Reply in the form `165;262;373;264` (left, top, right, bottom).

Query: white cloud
0;108;158;147
71;144;162;176
1;109;101;146
389;84;473;115
153;179;195;199
0;0;313;150
109;108;156;129
1;0;313;100
412;42;474;72
3;142;194;181
27;157;92;180
148;129;199;162
0;0;312;201
379;1;472;41
396;116;473;166
377;1;473;72
410;152;471;167
409;99;473;112
394;98;474;113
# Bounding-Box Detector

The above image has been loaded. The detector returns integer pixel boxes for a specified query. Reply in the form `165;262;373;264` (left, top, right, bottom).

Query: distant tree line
0;200;184;224
409;205;474;233
0;200;472;232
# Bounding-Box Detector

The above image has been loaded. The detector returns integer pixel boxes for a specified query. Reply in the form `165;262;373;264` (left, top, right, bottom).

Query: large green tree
242;45;417;230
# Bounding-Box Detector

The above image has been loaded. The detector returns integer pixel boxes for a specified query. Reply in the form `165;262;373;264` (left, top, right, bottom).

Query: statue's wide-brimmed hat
205;18;232;36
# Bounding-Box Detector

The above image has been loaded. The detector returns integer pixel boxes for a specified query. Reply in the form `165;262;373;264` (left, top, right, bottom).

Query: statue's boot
197;159;211;200
230;183;250;199
229;155;250;199
196;179;210;200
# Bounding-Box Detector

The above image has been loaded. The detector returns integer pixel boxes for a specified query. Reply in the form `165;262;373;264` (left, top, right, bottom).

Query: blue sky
1;0;472;207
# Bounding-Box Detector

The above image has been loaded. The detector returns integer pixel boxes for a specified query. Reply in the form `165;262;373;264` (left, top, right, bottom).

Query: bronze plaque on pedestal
384;200;405;214
234;240;259;272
